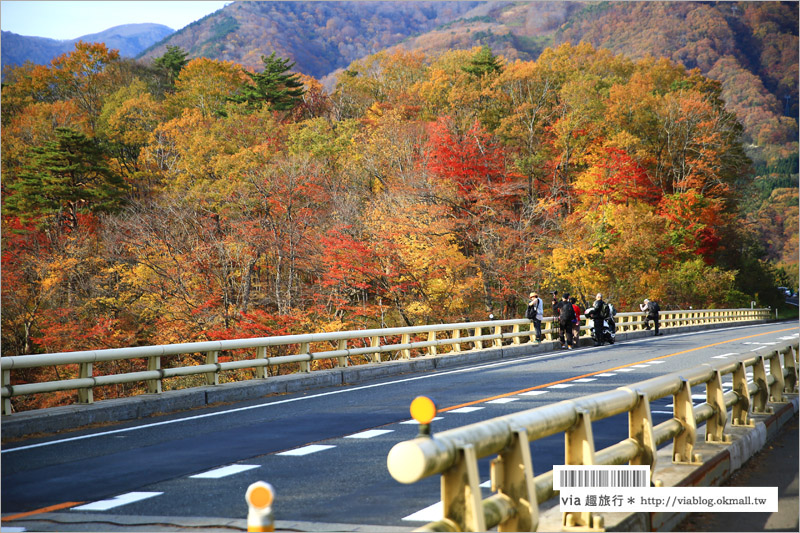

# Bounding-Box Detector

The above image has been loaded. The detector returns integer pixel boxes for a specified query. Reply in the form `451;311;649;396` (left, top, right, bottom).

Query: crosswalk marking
277;445;335;456
190;464;259;479
345;429;394;439
72;492;162;511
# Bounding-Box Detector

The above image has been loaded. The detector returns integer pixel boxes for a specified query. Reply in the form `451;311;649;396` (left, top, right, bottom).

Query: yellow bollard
245;481;275;532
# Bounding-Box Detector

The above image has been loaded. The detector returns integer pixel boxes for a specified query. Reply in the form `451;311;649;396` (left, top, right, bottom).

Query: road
2;322;798;528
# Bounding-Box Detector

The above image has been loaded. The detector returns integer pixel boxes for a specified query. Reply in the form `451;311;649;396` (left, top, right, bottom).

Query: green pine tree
233;52;306;112
462;45;503;77
153;45;189;89
5;128;128;229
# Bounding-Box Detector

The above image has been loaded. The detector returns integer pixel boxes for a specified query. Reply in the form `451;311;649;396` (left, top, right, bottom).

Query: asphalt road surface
3;321;798;527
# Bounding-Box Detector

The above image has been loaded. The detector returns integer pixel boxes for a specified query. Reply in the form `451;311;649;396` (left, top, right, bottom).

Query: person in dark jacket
557;293;575;349
525;292;544;342
591;293;608;346
640;298;662;335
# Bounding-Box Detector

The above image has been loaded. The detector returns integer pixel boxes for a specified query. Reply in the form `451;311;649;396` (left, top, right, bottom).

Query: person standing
551;291;560;342
569;296;582;347
526;292;544;342
557;293;575;349
640;298;661;335
591;293;608;346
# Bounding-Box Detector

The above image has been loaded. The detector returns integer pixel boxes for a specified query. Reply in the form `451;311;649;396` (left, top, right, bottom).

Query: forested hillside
1;7;797;410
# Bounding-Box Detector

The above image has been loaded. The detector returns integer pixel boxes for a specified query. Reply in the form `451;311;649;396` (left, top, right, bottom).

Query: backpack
559;301;575;322
602;302;611;319
649;301;660;314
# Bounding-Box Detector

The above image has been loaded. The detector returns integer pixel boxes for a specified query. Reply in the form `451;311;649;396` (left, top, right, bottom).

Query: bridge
2;309;798;532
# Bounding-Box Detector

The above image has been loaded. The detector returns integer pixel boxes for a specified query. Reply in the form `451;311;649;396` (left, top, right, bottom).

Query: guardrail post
474;327;483;350
628;391;657;478
783;346;797;393
512;324;521;346
298;343;311;372
705;370;730;443
493;325;502;348
752;355;771;413
491;428;537;531
451;329;462;353
672;379;701;464
732;361;753;427
3;369;12;415
206;351;219;385
337;340;349;367
768;351;786;403
399;335;411;359
563;410;603;531
427;331;437;357
371;336;383;362
255;347;268;378
442;443;486;532
78;362;93;404
147;355;162;394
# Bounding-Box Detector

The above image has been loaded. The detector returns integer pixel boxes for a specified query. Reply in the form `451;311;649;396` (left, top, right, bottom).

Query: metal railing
385;342;799;532
1;308;770;415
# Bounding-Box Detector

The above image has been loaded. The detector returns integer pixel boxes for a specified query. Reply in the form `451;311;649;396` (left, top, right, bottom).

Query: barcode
554;466;649;489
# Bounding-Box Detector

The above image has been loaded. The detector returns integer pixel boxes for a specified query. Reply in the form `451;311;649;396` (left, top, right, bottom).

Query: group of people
525;291;661;348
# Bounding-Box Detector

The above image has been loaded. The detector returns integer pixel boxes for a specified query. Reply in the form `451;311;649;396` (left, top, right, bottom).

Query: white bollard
245;481;275;532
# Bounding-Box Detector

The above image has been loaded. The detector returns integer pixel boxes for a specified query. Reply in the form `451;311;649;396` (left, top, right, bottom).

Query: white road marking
2;527;26;532
448;407;485;414
573;378;597;383
277;445;335;456
400;417;443;425
487;398;520;404
403;501;442;522
190;464;260;479
647;360;666;364
630;364;651;368
548;384;573;389
72;492;162;511
480;480;491;488
519;390;549;396
344;429;394;439
615;368;635;372
712;352;738;359
595;373;616;377
4;322;787;455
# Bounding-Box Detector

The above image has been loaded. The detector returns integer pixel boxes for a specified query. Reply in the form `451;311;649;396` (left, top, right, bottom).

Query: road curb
0;320;770;440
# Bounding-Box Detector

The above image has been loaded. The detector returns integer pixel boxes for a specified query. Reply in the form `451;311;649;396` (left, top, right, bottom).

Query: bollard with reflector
410;395;437;437
245;481;275;532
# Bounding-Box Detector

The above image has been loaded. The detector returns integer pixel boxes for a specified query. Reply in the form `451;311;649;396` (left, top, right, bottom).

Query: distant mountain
1;23;174;68
138;1;481;79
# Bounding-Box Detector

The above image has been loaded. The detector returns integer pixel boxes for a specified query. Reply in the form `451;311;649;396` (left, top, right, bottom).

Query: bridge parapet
1;308;771;416
386;342;798;532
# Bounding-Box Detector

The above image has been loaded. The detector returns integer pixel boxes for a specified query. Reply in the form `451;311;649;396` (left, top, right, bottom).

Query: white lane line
573;378;597;383
519;390;549;396
480;480;491;488
630;364;651;368
403;501;442;522
651;411;674;415
190;464;260;479
548;384;573;389
2;528;26;532
5;322;788;455
487;398;520;404
400;417;443;425
615;368;635;372
72;492;163;511
345;429;394;439
647;360;666;364
595;373;616;377
448;407;485;414
277;445;335;456
751;346;767;351
712;352;738;359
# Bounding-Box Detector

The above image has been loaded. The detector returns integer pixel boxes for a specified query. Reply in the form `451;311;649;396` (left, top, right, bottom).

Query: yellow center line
1;501;84;521
438;327;797;413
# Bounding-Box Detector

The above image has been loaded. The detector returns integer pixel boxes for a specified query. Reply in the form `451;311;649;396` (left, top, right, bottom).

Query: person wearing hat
525;292;544;342
640;298;661;335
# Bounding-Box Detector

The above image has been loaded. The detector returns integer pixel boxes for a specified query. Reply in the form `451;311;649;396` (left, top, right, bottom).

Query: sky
1;1;232;40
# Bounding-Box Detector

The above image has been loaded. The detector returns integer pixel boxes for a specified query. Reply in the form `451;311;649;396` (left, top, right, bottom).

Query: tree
153;45;189;89
5;128;127;231
462;45;504;78
233;52;306;112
